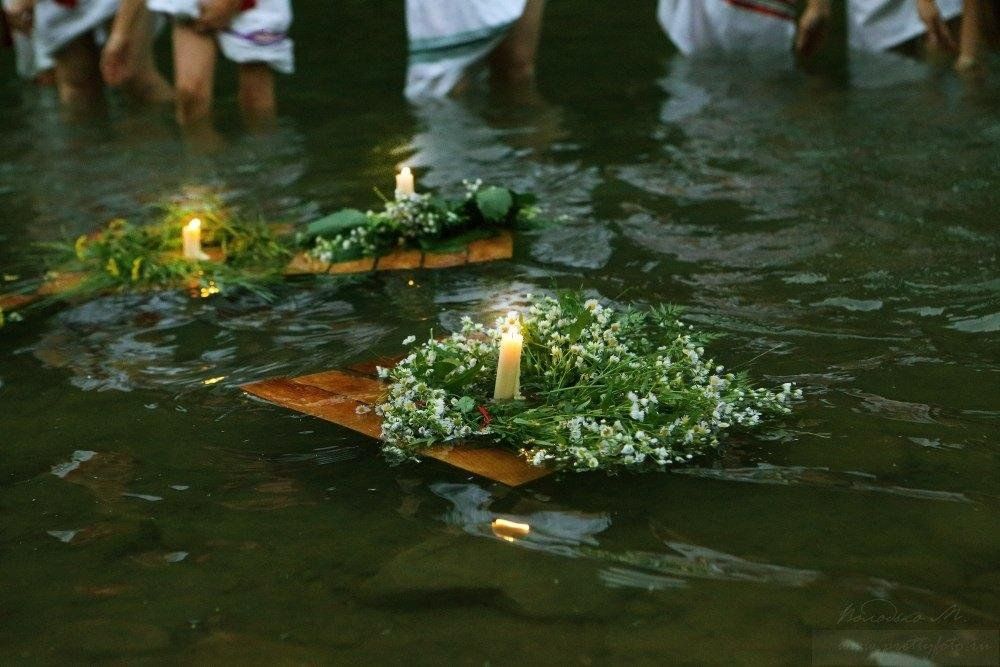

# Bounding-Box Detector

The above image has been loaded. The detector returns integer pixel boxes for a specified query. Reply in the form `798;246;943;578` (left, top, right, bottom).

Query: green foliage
45;204;293;303
475;186;513;222
304;209;368;241
309;180;556;264
378;292;801;472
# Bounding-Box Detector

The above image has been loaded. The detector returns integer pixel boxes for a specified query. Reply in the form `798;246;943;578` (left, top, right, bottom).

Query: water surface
1;3;998;664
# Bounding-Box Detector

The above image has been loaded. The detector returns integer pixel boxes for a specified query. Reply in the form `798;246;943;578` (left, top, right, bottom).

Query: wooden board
284;230;514;277
0;230;515;315
241;365;552;487
0;292;40;311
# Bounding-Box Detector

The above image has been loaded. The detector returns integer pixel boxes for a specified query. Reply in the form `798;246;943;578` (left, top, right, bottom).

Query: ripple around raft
28;289;390;393
672;464;973;504
949;312;1000;333
619;213;838;269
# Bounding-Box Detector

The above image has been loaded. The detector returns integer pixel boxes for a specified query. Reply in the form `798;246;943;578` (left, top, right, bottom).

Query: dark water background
1;2;998;664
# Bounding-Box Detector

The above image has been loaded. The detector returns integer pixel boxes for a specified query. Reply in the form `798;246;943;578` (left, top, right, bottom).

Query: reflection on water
433;482;611;557
1;2;999;662
673;463;975;504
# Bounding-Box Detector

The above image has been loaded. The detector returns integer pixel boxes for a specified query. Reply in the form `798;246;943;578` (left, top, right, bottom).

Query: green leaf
305;209;367;240
456;396;476;413
475;187;513;222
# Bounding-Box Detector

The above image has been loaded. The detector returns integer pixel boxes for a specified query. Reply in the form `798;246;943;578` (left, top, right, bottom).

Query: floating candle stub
395;166;415;197
493;311;522;400
182;218;209;261
492;518;531;542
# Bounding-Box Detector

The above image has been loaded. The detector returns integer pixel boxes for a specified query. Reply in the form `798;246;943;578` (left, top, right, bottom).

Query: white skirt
33;0;118;58
148;0;294;74
405;0;527;100
11;31;55;78
657;0;796;56
848;0;962;51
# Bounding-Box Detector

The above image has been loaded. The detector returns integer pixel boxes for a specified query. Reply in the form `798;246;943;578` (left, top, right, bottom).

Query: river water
1;2;998;664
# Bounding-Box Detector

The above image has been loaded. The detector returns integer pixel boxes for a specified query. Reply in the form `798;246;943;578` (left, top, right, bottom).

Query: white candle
493;312;522;400
182;218;206;261
395;166;415;197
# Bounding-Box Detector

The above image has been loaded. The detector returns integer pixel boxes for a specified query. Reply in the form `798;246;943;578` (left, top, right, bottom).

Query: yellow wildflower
130;257;143;282
74;235;88;261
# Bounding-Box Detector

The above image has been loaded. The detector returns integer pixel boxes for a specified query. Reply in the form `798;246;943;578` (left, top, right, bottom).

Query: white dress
147;0;294;74
848;0;962;51
32;0;118;57
405;0;527;100
657;0;797;56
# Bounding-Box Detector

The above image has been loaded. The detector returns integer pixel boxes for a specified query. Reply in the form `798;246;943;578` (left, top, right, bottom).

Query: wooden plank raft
0;232;514;315
284;231;513;275
241;362;552;487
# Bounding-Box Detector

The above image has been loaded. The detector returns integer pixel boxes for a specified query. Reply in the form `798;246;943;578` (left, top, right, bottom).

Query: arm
3;0;35;34
101;0;149;85
795;0;830;59
194;0;242;32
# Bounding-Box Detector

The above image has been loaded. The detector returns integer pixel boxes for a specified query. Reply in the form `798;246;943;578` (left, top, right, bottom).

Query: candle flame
400;166;411;176
185;218;202;232
492;518;530;541
501;311;522;338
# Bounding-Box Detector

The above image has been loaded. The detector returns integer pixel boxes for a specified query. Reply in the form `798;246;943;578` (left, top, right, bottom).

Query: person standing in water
656;0;832;59
404;0;544;100
915;0;993;71
3;0;55;84
657;0;969;65
849;0;961;55
143;0;293;126
3;0;171;108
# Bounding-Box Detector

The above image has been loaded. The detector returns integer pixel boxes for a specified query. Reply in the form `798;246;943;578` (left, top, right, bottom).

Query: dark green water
2;3;999;664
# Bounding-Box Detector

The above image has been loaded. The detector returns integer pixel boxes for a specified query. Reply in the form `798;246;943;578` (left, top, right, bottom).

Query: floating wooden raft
284;231;513;275
241;360;552;487
0;231;513;314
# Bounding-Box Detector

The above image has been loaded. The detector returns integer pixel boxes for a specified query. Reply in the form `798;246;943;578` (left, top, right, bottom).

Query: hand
100;31;135;86
795;0;830;58
194;0;241;32
916;0;958;54
4;0;35;33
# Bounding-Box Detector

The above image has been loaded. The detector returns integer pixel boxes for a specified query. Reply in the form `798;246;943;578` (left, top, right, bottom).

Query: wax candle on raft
395;166;415;197
493;312;522;400
182;218;207;261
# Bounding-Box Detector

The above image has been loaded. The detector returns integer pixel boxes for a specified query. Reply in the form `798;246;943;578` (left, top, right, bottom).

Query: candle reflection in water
491;518;531;542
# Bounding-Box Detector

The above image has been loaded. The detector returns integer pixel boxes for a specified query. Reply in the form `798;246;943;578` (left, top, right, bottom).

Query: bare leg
956;0;985;72
54;34;104;110
120;10;174;104
237;62;276;126
488;0;544;85
172;22;217;126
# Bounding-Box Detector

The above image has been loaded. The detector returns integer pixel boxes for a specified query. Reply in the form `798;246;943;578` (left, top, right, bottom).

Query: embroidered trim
223;28;287;46
725;0;797;21
409;20;515;55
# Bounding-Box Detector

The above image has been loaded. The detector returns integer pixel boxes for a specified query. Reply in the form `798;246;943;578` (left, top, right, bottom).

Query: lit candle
492;518;530;542
182;218;208;261
493;311;522;400
395;166;415;197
